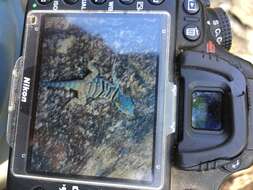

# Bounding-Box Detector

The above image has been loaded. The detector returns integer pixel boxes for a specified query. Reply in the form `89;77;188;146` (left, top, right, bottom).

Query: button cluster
37;0;165;6
183;0;201;41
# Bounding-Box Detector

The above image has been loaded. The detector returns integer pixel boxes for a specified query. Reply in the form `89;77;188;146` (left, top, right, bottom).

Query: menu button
183;24;201;41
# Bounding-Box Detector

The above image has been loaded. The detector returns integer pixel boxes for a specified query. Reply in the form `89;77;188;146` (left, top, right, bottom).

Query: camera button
63;0;79;5
183;0;200;15
183;24;201;41
32;186;45;190
37;0;53;5
148;0;165;5
91;0;106;4
120;0;135;5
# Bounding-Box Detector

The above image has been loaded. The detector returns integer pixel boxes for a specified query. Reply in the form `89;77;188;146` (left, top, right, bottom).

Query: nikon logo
21;77;31;103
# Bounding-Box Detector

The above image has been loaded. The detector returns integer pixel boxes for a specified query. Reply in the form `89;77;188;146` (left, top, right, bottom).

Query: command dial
207;8;232;50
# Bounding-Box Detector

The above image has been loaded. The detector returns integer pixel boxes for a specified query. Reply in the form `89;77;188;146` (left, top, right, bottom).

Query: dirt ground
212;0;253;190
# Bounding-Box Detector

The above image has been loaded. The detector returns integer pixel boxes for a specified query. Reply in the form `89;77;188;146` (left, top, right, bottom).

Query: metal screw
21;154;26;159
231;159;241;170
156;164;161;170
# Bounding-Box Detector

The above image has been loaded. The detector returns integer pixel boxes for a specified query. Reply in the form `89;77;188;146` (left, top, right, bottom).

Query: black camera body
6;0;253;190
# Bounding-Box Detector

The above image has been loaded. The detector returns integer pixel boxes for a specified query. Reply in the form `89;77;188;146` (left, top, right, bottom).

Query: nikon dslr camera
6;0;253;190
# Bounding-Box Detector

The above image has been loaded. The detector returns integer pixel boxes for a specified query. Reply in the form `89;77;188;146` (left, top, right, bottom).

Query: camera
6;0;253;190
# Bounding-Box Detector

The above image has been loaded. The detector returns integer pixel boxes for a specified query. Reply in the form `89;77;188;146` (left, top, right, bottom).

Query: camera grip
247;80;253;150
218;51;253;151
173;50;253;190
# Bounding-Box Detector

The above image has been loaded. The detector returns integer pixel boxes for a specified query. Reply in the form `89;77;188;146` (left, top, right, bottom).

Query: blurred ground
212;0;253;190
212;0;253;63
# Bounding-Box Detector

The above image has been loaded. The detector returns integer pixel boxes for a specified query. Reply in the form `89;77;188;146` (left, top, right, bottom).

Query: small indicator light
32;3;38;8
207;40;216;54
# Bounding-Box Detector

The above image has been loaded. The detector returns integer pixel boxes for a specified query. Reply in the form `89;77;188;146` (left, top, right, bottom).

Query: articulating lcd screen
27;13;166;183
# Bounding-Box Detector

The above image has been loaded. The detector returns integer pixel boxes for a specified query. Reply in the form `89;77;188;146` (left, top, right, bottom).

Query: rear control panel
176;0;206;50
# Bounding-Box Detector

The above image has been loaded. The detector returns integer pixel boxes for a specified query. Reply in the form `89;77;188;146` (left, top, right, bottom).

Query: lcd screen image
27;13;166;183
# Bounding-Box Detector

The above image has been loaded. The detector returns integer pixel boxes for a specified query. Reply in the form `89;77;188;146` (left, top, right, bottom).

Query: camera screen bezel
9;10;176;190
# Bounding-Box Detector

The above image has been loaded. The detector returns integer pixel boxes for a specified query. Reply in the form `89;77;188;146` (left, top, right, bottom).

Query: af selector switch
207;8;232;50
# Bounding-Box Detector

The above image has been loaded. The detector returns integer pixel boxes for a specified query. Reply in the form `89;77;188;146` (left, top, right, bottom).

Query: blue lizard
42;58;135;116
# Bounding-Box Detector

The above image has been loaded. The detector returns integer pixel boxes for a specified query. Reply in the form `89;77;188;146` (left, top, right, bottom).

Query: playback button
183;24;201;41
184;0;200;15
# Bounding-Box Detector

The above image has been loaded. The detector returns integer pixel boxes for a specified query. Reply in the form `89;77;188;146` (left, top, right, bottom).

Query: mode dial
207;8;232;50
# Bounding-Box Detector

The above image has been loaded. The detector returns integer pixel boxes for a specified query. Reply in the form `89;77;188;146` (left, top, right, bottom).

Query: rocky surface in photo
212;0;253;63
